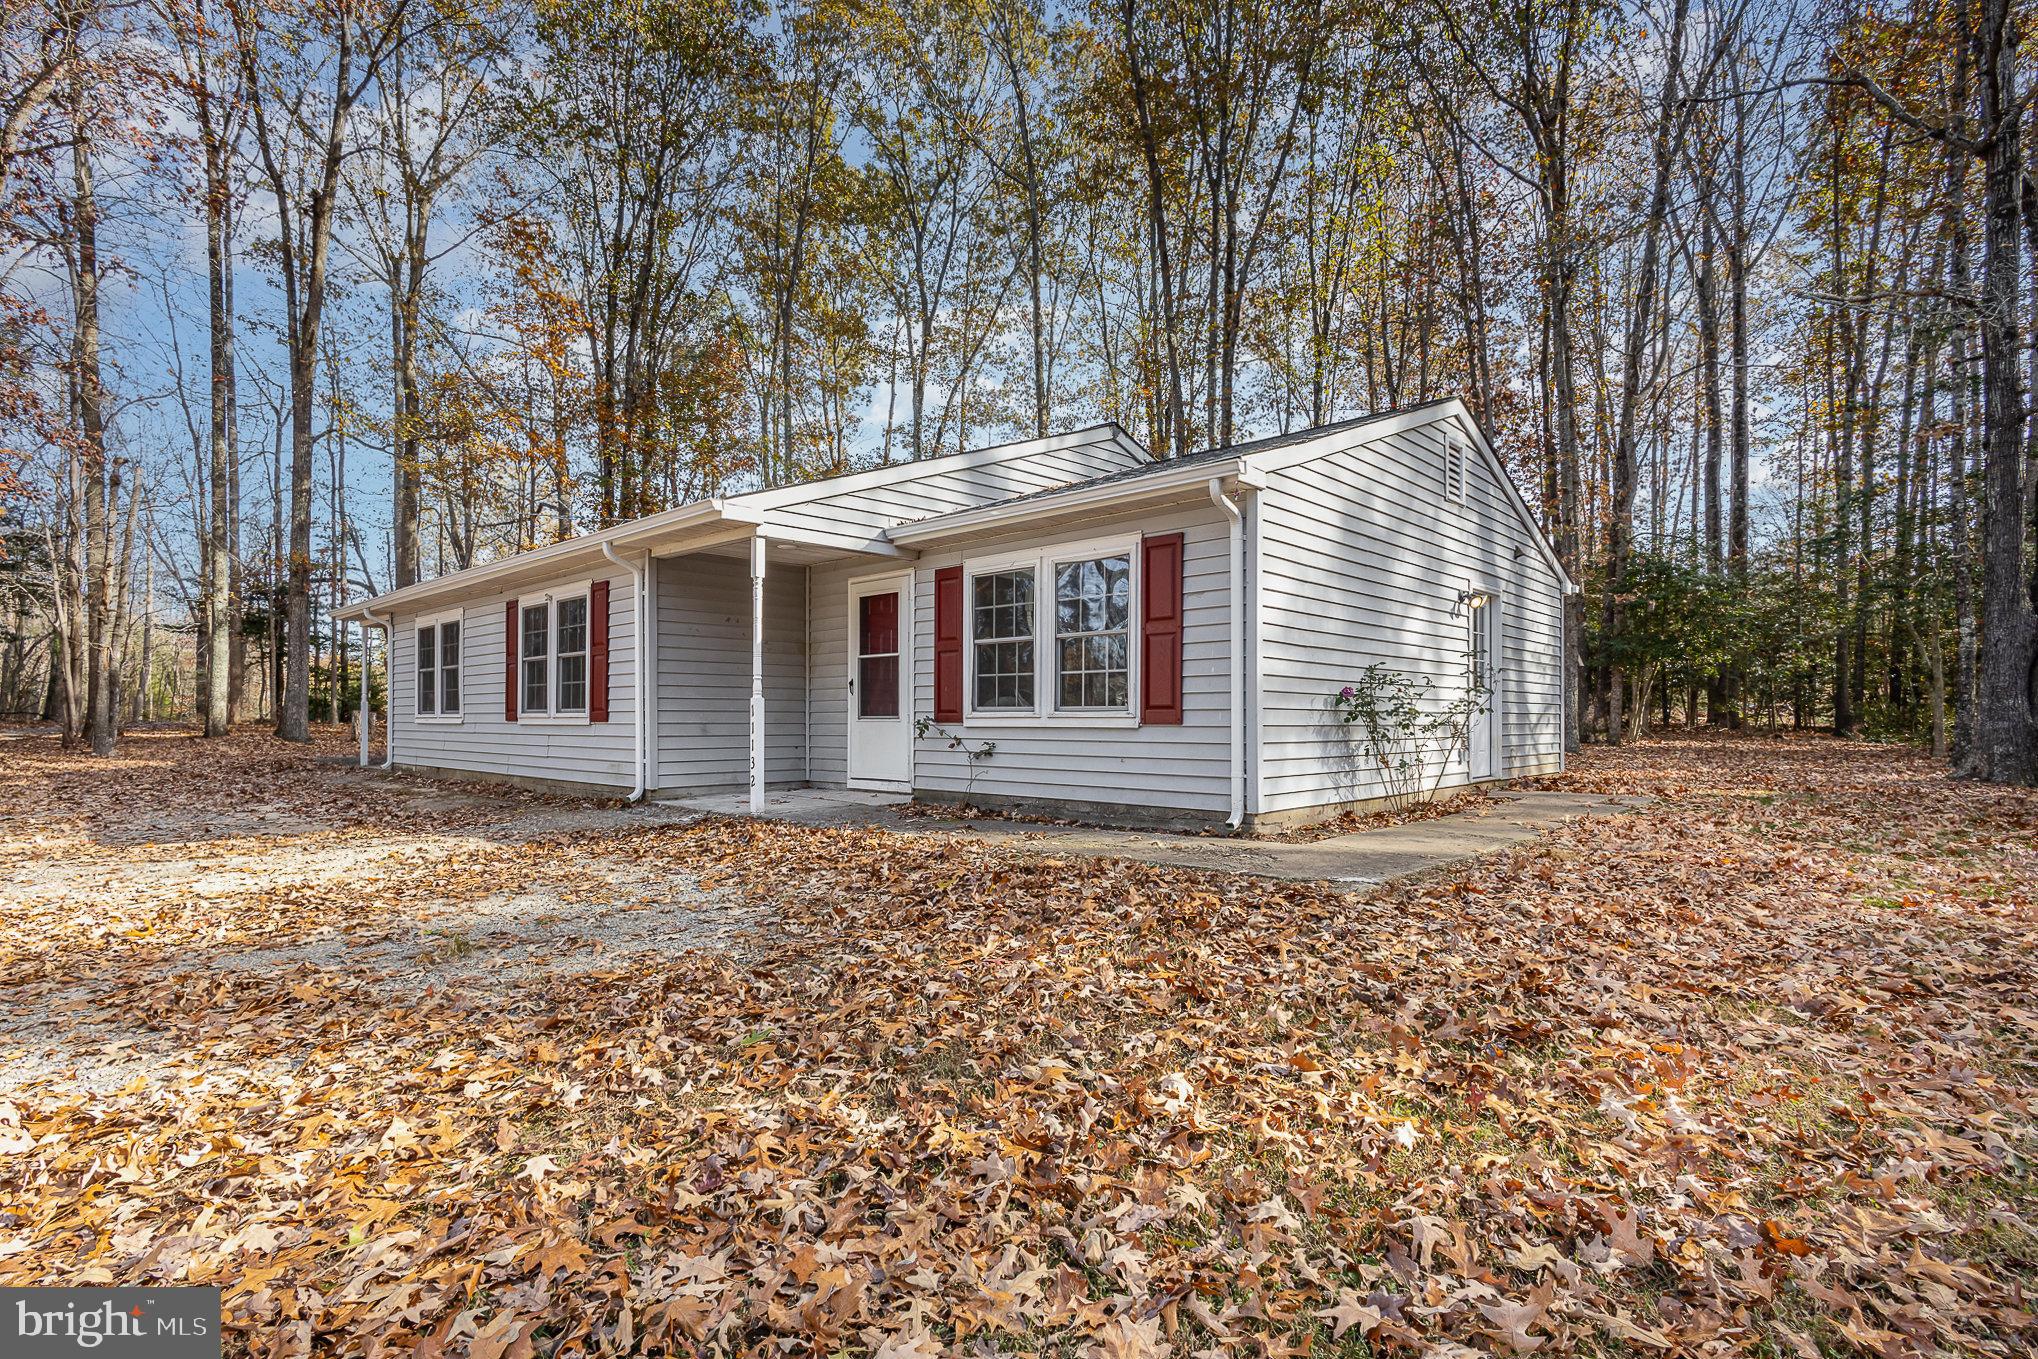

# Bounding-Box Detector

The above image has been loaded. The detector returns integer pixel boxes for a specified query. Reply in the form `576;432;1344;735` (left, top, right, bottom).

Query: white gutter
889;455;1246;545
1209;478;1246;831
360;607;392;770
599;542;648;802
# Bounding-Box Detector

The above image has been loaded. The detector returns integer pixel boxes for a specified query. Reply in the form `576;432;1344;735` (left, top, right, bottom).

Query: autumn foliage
0;730;2033;1355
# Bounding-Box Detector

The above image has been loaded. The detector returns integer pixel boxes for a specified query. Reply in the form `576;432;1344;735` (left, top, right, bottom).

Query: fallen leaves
0;727;2034;1358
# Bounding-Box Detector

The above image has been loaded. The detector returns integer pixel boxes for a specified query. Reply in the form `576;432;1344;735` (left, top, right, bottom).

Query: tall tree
518;0;756;517
1430;0;1599;750
1107;0;1323;452
161;0;242;737
1960;0;2036;782
233;0;413;741
347;1;501;588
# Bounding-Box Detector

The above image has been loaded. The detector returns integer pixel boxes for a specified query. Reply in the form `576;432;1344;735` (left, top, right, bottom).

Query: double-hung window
521;603;549;714
415;612;462;719
971;567;1036;711
1053;553;1131;710
520;587;590;719
555;595;589;713
964;536;1139;722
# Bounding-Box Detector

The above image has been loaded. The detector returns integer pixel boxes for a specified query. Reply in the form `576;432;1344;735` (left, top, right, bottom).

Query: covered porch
609;509;919;811
350;502;918;810
644;535;890;809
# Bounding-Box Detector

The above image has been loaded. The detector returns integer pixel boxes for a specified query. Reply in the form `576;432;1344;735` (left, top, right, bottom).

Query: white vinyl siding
389;568;637;790
365;431;1143;798
810;499;1234;817
1255;416;1566;815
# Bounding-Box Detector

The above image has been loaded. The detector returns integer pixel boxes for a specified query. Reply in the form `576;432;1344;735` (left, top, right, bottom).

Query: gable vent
1443;430;1468;505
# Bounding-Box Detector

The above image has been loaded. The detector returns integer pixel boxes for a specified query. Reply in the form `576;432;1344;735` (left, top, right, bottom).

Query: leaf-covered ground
2;728;2034;1358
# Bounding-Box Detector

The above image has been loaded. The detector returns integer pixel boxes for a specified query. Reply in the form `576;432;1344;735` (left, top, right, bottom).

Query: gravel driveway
2;748;764;1097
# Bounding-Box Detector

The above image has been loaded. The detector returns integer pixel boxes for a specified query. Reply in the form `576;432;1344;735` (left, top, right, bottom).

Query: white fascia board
337;501;727;623
887;457;1246;546
607;501;739;549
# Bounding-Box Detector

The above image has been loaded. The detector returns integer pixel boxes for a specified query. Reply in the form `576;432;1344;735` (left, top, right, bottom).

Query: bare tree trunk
1698;216;1724;575
136;550;153;722
330;336;358;725
1120;0;1187;457
238;0;408;742
203;118;233;736
70;65;117;756
1929;621;1948;758
1964;0;2038;783
392;260;420;585
988;2;1050;438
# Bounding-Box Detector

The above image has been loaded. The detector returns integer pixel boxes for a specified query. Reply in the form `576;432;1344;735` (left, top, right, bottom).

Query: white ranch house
339;399;1575;829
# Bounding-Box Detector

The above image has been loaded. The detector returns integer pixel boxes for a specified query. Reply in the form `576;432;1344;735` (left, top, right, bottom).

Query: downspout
748;532;767;815
1208;478;1246;831
600;542;648;802
361;608;392;770
640;547;657;790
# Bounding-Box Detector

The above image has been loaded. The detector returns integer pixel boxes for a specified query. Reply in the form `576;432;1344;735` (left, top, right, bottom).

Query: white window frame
517;580;593;726
413;608;465;723
962;533;1143;729
963;547;1042;721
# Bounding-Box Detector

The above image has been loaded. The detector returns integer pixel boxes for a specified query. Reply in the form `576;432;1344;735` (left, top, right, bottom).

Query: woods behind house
2;0;2035;782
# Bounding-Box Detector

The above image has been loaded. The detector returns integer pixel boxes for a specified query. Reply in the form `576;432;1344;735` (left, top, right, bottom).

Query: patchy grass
1;726;2034;1357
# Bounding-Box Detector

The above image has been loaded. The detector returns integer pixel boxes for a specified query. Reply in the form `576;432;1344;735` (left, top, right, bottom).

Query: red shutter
589;578;611;722
1140;533;1185;725
504;599;519;722
934;566;963;723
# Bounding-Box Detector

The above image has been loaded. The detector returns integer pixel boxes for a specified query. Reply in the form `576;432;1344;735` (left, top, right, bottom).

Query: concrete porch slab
657;786;1647;886
656;786;912;825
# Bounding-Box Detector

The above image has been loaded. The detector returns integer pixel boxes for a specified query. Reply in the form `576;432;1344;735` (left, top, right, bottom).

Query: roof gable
882;400;1574;594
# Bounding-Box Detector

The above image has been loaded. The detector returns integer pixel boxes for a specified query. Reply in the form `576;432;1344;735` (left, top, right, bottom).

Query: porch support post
359;621;371;768
359;609;389;770
749;532;767;814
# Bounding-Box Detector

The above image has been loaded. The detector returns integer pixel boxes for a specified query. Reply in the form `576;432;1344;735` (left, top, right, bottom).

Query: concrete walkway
661;787;1647;886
